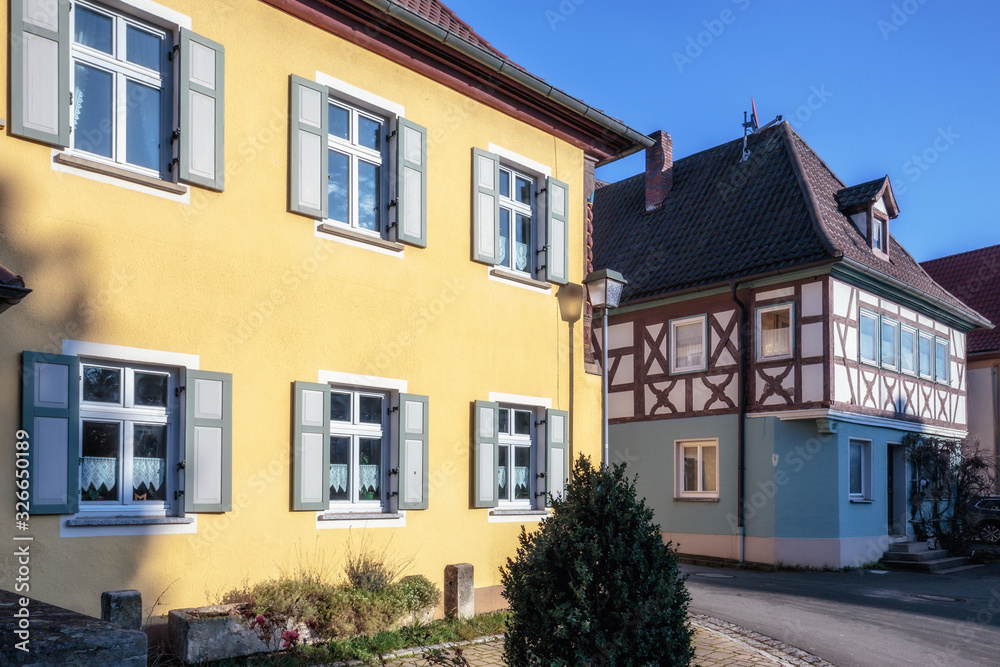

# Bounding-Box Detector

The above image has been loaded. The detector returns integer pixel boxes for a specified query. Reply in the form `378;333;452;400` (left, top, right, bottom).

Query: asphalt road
683;562;1000;667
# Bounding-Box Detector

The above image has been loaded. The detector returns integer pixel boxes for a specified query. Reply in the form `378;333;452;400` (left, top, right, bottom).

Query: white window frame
880;317;899;371
934;337;951;384
670;315;708;374
325;96;389;237
899;325;917;376
496;165;537;276
675;439;719;499
871;214;887;253
496;405;536;509
918;331;934;380
78;359;179;517
69;0;172;178
756;303;795;361
859;309;879;366
327;386;389;511
849;438;872;501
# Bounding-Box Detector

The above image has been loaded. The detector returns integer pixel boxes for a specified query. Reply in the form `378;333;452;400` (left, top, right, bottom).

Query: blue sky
446;0;1000;261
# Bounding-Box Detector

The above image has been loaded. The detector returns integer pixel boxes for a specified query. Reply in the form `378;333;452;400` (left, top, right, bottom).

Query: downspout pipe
993;364;1000;494
730;281;748;563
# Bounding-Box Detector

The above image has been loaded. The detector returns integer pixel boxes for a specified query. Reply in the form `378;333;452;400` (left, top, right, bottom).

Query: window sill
490;509;548;516
319;512;401;521
54;153;187;195
849;498;874;504
489;268;552;290
319;223;403;252
66;516;194;527
674;497;720;502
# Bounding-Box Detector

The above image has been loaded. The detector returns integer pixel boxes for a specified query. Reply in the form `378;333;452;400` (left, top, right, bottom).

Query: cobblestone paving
380;616;836;666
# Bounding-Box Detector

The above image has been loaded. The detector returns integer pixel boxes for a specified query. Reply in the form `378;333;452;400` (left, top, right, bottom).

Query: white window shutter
472;149;500;264
10;0;71;146
396;394;429;510
473;400;499;508
178;29;225;191
289;75;328;219
395;119;428;247
183;370;232;512
22;351;79;514
545;409;569;507
546;178;570;285
293;382;330;511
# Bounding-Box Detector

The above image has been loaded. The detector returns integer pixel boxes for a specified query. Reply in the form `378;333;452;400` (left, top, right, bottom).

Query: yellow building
0;0;649;616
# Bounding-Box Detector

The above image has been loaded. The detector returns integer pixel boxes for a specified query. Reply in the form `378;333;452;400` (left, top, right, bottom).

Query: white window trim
488;392;551;409
880;317;899;371
315;72;405;119
674;438;719;499
318;370;406;394
756;302;794;361
495;405;537;509
899;325;918;376
934;337;951;385
59;339;198;538
669;314;708;374
918;331;934;380
859;309;880;366
488;143;551;178
849;438;873;501
327;387;389;511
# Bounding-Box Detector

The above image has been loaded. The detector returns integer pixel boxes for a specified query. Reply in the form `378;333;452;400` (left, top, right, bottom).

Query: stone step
881;556;970;573
886;541;930;553
882;549;951;562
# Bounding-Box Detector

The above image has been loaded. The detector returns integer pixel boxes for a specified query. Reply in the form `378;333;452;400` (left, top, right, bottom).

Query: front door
887;444;907;535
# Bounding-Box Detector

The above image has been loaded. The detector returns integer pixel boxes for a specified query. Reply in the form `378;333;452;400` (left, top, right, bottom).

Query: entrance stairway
880;541;969;573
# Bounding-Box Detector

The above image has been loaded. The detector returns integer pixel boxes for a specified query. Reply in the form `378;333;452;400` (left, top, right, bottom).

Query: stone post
101;590;143;630
444;563;474;619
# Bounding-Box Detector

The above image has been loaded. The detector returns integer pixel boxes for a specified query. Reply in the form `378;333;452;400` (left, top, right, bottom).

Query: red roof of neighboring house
921;244;1000;355
392;0;509;61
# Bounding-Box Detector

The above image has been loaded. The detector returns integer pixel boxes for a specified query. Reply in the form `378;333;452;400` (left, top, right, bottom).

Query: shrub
500;455;694;666
344;533;413;592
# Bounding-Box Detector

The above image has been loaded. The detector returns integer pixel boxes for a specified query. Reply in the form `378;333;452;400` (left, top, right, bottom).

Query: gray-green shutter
545;178;570;285
22;351;79;514
544;409;569;507
293;381;330;511
178;29;225;191
289;75;328;218
10;0;70;146
472;149;500;264
473;400;499;508
395;119;427;247
184;370;232;512
396;394;429;510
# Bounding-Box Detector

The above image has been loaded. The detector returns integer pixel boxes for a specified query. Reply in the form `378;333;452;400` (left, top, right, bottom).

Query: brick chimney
645;130;673;212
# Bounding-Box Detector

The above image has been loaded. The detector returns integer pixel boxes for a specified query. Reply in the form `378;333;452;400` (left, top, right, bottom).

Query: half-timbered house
592;123;992;568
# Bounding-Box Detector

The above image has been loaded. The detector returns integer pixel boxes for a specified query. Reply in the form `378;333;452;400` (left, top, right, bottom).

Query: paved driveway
684;562;1000;667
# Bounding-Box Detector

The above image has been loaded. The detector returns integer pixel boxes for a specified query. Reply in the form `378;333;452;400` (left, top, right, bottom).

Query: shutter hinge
535;491;547;497
536;186;548;196
534;419;547;426
168;44;180;61
388;491;398;498
174;385;186;397
387;199;398;209
536;472;546;479
387;405;399;414
536;244;550;255
171;130;181;144
388;468;399;476
177;460;186;470
69;91;73;106
168;157;179;172
174;490;185;500
385;129;397;142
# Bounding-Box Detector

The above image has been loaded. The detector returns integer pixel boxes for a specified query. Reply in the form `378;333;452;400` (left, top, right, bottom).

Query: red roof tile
392;0;509;61
921;245;1000;355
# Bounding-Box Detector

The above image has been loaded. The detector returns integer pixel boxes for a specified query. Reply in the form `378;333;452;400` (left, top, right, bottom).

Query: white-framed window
880;317;899;370
859;309;879;365
757;303;794;360
497;405;535;507
676;439;718;499
328;387;388;509
900;325;917;375
670;315;707;374
326;97;388;236
934;337;950;384
918;331;934;380
70;1;170;176
496;165;536;275
849;438;872;500
871;215;887;253
78;360;178;514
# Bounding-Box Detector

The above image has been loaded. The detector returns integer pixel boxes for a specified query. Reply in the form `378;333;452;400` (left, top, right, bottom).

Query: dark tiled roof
593;122;984;325
921;245;1000;354
835;177;886;211
393;0;509;61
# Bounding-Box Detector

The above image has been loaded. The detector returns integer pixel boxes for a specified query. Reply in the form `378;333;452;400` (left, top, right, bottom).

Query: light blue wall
609;415;739;536
616;413;915;543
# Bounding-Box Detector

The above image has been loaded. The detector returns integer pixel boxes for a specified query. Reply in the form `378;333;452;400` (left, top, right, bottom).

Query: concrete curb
310;633;503;666
691;614;836;666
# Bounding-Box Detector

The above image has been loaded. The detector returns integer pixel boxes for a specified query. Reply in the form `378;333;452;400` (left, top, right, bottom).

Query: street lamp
583;269;628;468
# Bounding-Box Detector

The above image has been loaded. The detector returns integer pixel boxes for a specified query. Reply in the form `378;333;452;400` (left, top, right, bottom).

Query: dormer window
835;176;899;261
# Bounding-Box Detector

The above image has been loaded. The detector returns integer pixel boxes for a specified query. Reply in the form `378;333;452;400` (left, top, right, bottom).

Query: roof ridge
922;243;1000;266
432;0;509;60
780;122;840;259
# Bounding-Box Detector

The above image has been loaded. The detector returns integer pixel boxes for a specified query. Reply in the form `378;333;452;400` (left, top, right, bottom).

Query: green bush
500;456;693;666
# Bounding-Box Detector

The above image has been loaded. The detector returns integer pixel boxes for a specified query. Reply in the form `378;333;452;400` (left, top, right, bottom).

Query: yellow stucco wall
0;0;602;616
